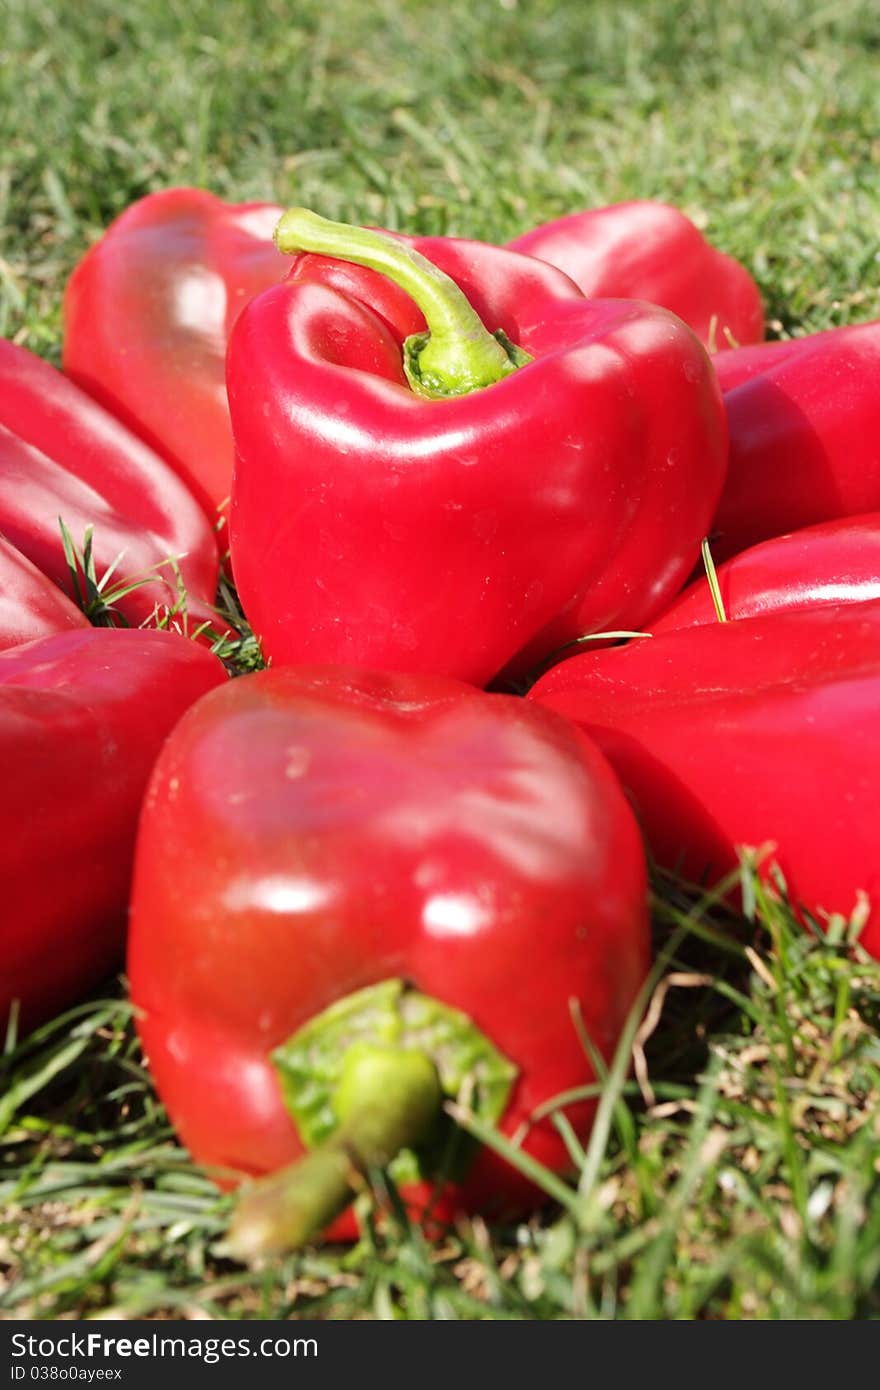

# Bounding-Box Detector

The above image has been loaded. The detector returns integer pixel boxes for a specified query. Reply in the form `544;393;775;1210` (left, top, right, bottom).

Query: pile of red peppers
4;181;880;1257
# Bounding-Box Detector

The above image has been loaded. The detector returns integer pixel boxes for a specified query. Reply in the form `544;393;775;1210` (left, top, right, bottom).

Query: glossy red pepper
0;535;88;652
1;628;226;1030
0;341;221;634
652;515;880;633
128;666;649;1252
530;603;880;957
507;202;764;352
228;209;727;685
712;321;880;558
63;189;287;518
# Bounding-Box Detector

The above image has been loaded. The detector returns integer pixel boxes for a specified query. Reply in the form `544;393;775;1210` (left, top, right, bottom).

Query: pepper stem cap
274;206;532;399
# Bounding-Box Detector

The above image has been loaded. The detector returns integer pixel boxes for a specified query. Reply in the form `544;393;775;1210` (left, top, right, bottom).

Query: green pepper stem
226;1044;443;1260
274;207;531;399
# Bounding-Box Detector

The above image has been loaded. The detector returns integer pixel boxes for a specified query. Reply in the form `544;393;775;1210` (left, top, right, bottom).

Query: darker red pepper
63;188;288;518
507;201;764;352
711;321;880;558
227;209;727;685
127;665;649;1252
530;604;880;957
652;515;880;633
0;341;221;635
0;534;88;652
1;628;226;1030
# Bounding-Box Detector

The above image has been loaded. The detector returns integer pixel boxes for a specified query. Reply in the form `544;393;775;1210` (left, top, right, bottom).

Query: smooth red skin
229;241;727;685
128;666;649;1231
712;321;880;558
0;341;220;633
507;202;764;352
530;603;880;956
652;514;880;633
63;188;288;517
0;628;226;1030
0;534;88;651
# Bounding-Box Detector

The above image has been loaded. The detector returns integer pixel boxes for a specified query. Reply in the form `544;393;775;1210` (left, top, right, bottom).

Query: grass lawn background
1;0;880;1319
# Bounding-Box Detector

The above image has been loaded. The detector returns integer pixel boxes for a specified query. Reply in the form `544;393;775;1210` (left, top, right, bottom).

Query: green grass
2;0;880;1319
3;870;879;1319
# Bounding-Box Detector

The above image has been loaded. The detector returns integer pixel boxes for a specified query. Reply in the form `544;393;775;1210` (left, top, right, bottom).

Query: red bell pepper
0;534;88;652
530;603;880;957
0;341;220;634
652;515;880;633
63;188;288;518
1;627;226;1031
507;202;764;352
227;209;727;685
127;666;649;1252
711;321;880;558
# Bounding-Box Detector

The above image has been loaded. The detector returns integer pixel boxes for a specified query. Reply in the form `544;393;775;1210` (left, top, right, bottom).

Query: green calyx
274;979;517;1181
226;980;517;1260
403;326;532;399
273;206;533;400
